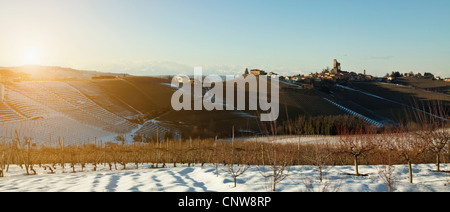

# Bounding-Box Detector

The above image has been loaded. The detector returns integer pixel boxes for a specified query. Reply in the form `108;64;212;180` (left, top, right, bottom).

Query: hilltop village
248;59;450;90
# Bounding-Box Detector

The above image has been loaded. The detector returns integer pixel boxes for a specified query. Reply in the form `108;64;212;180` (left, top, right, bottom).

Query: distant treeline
92;76;118;80
275;115;371;136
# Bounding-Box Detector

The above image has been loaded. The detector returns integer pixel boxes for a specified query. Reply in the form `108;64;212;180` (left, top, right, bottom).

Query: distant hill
395;77;450;95
0;65;129;80
1;66;448;142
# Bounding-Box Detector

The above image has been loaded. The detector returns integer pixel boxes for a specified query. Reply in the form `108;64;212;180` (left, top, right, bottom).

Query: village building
289;76;299;82
269;72;279;78
279;59;381;85
250;69;267;76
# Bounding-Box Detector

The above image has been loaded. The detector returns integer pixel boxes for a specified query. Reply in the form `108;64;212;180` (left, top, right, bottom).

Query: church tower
333;59;341;71
332;59;342;74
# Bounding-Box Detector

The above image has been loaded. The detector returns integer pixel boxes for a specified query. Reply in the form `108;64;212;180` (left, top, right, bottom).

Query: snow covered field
0;163;448;192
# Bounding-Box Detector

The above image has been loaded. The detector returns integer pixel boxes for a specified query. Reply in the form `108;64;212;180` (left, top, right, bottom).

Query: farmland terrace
1;76;449;144
0;79;178;144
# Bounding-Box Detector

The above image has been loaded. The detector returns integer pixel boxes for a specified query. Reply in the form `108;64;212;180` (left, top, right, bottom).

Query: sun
22;47;41;65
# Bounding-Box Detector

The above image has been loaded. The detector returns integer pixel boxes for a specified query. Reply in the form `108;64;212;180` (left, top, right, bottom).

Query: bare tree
301;169;342;192
302;143;333;183
375;137;398;192
394;129;429;184
223;144;251;187
14;132;37;175
258;143;292;192
223;126;252;188
214;136;219;177
377;164;398;192
338;126;374;176
224;163;250;188
0;148;5;177
410;99;449;172
428;129;449;172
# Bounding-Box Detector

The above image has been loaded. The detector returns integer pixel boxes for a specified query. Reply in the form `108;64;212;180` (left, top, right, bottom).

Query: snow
336;84;388;101
323;97;384;127
1;82;139;145
336;84;448;121
221;135;339;144
0;163;448;192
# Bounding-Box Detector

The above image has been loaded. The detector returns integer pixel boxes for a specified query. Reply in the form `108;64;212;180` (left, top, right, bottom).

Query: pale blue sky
0;0;449;77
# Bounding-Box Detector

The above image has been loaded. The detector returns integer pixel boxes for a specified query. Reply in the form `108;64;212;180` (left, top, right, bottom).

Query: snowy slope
0;163;448;192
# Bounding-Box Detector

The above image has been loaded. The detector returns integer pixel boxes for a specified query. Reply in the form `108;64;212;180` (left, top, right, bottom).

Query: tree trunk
408;161;413;184
436;153;440;172
272;168;277;192
319;167;323;183
354;155;359;176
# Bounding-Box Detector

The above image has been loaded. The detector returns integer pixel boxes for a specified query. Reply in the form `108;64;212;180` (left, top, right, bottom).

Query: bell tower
333;59;341;71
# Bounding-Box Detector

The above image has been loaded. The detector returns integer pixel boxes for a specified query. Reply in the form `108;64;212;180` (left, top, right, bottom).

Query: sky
0;0;449;77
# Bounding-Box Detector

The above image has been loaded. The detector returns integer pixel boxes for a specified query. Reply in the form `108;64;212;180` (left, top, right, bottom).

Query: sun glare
22;48;41;65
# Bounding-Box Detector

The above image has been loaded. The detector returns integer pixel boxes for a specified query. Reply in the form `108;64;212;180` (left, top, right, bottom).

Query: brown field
339;82;450;124
1;75;449;142
396;77;450;95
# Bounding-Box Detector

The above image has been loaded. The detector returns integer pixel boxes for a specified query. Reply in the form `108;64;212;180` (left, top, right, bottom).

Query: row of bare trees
338;124;449;184
0;126;448;191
